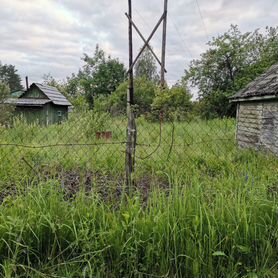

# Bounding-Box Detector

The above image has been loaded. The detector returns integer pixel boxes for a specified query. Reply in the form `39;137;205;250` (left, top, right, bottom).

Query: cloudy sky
0;0;277;86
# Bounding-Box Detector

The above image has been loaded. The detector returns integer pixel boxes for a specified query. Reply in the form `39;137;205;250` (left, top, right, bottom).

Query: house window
57;111;62;124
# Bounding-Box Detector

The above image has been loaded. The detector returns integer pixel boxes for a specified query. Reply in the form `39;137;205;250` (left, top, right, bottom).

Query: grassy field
0;113;277;277
0;112;235;184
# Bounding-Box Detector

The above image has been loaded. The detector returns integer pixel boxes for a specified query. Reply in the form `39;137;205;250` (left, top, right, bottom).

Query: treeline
43;44;193;121
1;25;278;120
184;25;278;118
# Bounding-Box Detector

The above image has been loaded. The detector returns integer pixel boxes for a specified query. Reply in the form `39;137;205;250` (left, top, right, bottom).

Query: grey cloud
0;0;277;87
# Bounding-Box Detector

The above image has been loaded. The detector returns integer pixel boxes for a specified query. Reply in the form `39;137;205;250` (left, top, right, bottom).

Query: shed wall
14;104;68;126
47;104;68;125
260;102;278;154
14;106;46;125
237;101;278;155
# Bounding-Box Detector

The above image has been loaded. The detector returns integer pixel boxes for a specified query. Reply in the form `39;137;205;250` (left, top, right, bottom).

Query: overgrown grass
0;178;277;277
0;112;235;184
0;113;277;277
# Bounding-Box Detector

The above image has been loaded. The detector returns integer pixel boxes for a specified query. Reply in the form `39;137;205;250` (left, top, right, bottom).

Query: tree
0;82;14;125
260;26;278;67
183;25;278;118
64;74;83;98
42;73;70;99
43;73;63;88
41;46;126;110
0;62;23;92
79;45;126;109
135;47;159;83
152;84;193;121
95;77;157;116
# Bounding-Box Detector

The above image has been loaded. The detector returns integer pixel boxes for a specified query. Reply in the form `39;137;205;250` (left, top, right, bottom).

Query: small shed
230;63;278;155
6;83;72;125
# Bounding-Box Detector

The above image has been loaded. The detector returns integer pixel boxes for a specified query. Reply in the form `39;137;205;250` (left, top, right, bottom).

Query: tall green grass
0;113;277;277
0;112;236;186
0;178;277;277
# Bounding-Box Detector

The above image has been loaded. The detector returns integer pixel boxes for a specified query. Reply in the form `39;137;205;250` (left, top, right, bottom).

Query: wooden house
230;63;278;155
6;83;72;125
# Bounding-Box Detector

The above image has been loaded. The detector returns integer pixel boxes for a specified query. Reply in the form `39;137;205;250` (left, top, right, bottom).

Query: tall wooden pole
125;0;168;187
128;0;134;105
161;0;168;88
126;0;136;189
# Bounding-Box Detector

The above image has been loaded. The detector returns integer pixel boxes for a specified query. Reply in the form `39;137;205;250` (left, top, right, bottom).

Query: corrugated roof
5;98;51;106
34;83;72;106
230;64;278;101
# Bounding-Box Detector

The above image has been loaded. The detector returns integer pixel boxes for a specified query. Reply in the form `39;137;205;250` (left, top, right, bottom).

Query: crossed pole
125;0;168;86
125;0;168;189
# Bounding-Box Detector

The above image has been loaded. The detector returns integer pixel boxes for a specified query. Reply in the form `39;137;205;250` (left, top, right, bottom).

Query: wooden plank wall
260;102;278;155
237;101;278;155
237;102;263;149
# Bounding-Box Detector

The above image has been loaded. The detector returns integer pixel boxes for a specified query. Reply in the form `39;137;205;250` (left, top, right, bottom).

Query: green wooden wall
14;106;46;125
14;104;68;126
46;103;68;125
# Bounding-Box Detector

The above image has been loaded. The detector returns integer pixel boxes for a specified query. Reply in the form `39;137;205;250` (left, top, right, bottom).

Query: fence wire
0;102;277;199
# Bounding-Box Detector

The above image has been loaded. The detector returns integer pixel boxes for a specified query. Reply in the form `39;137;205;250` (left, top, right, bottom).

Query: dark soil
0;164;169;204
0;183;18;204
39;166;170;203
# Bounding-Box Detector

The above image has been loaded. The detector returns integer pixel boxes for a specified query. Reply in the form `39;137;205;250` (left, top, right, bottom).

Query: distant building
6;83;72;125
230;64;278;155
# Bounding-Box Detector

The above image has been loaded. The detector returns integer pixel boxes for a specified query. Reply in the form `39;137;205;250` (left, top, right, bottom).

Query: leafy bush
194;91;236;119
69;95;88;112
95;77;157;117
151;85;193;121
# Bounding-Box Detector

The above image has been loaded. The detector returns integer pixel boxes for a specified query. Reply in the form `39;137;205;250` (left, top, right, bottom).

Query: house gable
21;84;49;100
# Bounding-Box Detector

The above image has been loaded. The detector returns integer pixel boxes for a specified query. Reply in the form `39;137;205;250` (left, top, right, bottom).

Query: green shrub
94;78;157;117
151;85;193;121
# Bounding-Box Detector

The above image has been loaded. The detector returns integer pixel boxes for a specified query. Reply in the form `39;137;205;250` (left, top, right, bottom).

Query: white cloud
0;0;277;86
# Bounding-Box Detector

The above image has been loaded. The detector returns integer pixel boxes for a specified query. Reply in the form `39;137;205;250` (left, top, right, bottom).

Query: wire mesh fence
0;95;278;206
1;96;278;201
0;102;241;189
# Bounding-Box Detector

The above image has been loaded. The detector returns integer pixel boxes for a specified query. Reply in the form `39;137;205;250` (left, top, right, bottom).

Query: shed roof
5;98;51;107
32;83;72;106
230;63;278;102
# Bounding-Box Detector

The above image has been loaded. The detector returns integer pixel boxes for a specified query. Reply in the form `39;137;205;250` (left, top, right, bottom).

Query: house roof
5;98;51;107
230;63;278;102
33;83;72;106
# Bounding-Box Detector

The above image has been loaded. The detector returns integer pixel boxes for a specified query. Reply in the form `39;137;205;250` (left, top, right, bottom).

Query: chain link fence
1;94;278;201
0;101;241;193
